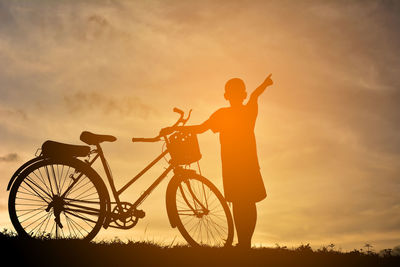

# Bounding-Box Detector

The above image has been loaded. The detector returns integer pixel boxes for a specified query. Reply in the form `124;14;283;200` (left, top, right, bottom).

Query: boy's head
224;78;247;105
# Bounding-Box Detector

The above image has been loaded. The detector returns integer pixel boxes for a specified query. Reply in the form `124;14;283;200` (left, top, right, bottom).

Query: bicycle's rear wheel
168;172;234;247
8;157;106;241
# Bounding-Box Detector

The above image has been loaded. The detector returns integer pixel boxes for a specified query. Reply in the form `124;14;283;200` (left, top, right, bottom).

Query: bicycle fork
179;178;209;217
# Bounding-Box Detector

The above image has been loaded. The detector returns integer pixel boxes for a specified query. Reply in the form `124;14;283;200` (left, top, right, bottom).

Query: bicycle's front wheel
8;157;107;241
167;172;234;247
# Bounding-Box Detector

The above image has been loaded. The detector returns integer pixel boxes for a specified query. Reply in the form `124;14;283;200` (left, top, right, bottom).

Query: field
1;230;399;267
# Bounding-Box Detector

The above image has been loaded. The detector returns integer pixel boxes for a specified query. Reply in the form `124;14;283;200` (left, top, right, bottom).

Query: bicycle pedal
133;209;145;219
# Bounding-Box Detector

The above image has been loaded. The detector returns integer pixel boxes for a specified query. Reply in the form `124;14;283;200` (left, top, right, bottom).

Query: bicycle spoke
42;210;54;237
37;168;54;196
181;214;196;225
64;175;90;198
64;209;96;229
64;207;100;217
19;184;48;202
44;165;55;196
63;211;93;233
50;164;60;195
56;223;59;239
64;198;101;205
16;206;46;218
31;170;53;197
23;210;49;229
64;177;86;197
49;220;56;238
31;211;52;237
22;178;51;203
16;196;47;203
19;207;46;224
17;190;48;200
64;213;85;238
205;215;226;237
73;186;98;201
60;166;72;194
15;205;47;212
64;214;77;238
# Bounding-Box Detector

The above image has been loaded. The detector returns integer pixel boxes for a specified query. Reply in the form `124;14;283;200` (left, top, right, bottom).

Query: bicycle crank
110;202;145;229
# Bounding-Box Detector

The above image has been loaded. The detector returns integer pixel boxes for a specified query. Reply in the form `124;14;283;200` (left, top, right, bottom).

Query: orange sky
0;0;399;251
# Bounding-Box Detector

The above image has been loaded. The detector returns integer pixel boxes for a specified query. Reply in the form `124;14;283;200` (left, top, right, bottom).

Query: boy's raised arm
249;73;273;104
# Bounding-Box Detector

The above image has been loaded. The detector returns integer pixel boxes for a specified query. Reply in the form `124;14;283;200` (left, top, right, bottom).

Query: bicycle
7;108;234;247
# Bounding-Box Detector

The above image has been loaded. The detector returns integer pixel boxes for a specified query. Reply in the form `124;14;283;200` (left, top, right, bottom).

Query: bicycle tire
167;172;234;247
8;157;107;241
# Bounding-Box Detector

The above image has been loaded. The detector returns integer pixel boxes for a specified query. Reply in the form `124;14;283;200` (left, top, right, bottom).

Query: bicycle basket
166;131;202;165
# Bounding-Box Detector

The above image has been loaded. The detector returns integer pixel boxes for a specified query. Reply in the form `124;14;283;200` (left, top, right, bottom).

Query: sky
0;0;399;251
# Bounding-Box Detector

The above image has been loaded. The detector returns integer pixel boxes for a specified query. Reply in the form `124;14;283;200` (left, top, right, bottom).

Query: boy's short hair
225;78;246;93
224;78;246;100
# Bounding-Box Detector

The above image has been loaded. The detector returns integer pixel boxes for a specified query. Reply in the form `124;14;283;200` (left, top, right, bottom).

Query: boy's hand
264;73;273;86
159;126;175;136
160;126;192;136
175;126;190;133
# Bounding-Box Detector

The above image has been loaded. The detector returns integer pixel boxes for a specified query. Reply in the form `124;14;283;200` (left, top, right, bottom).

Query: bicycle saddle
80;131;117;145
42;140;90;158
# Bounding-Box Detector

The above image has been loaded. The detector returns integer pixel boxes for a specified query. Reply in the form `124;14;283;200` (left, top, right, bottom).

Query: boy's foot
235;243;251;250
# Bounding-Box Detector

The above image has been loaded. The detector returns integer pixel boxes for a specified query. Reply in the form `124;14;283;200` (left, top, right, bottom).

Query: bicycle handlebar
132;137;161;143
173;107;184;116
132;107;191;143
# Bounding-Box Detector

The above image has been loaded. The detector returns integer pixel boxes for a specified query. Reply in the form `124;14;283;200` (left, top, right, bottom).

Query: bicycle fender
166;175;180;228
6;156;46;191
76;162;112;230
88;174;112;230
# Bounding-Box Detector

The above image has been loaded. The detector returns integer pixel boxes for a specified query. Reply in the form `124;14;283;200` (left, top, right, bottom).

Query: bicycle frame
61;143;175;217
60;108;207;225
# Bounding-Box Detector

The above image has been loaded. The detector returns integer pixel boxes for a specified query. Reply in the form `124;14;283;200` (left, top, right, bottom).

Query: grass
1;229;399;267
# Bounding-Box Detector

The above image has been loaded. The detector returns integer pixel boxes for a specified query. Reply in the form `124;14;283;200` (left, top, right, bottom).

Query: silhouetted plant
317;244;338;254
274;243;287;250
296;243;313;253
392;245;400;256
380;248;392;257
1;228;17;237
364;243;373;254
349;249;362;256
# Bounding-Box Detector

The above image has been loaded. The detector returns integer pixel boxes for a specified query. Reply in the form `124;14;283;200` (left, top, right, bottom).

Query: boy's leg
232;201;257;248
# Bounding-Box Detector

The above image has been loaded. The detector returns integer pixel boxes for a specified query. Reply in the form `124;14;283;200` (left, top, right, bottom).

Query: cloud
0;108;28;120
0;153;20;162
63;91;155;118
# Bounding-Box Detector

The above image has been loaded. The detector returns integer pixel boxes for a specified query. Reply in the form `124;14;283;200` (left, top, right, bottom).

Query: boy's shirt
204;100;266;202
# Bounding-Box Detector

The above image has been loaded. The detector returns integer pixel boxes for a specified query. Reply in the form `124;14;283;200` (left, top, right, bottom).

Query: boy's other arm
248;73;273;104
176;121;210;134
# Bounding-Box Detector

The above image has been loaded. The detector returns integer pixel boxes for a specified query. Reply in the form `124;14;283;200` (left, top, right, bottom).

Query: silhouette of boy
175;74;273;248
